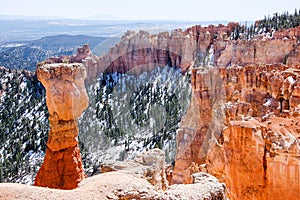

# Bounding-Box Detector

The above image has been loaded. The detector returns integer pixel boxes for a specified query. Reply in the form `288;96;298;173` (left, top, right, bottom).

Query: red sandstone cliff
172;64;300;200
209;64;300;200
40;23;300;198
34;63;89;189
42;23;238;79
88;24;300;78
214;26;300;67
45;24;300;80
87;23;238;77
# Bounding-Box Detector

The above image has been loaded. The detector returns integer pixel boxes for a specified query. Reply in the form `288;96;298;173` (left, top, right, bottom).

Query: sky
0;0;300;21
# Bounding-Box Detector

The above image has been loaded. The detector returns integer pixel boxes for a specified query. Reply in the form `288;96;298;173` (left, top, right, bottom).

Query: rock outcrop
100;148;168;190
37;23;300;198
1;149;227;200
214;38;296;67
0;172;227;200
206;117;300;200
83;24;300;80
172;68;226;184
214;26;300;68
173;64;300;200
34;63;89;189
44;25;300;81
61;23;238;80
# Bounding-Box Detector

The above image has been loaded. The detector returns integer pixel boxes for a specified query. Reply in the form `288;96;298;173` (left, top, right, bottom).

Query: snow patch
287;76;296;85
263;98;272;106
1;43;25;48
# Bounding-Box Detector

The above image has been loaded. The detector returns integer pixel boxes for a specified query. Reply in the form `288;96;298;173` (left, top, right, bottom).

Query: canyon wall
87;23;238;77
87;24;300;79
172;68;226;184
172;64;300;199
34;64;89;189
214;26;300;68
44;23;239;79
40;23;300;197
212;64;300;200
44;24;300;80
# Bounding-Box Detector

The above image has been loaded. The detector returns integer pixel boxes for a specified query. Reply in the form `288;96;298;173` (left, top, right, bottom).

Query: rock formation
172;68;226;184
100;148;168;190
206;117;300;200
1;150;227;200
86;23;239;77
34;63;89;189
214;38;296;67
44;24;300;79
1;173;227;200
38;23;300;198
173;64;300;200
214;26;300;68
83;24;300;79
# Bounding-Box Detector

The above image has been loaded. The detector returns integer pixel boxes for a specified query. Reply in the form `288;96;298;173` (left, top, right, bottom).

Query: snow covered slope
0;65;191;183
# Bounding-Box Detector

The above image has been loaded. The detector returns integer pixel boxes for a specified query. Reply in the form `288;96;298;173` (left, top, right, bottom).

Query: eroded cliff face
40;23;300;197
207;117;300;200
172;68;226;184
34;64;89;189
173;64;300;200
88;24;300;78
79;23;239;79
214;26;300;68
44;25;300;80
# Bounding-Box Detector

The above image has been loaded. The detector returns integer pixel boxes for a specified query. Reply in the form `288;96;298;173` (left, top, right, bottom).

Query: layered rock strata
88;24;238;76
87;25;300;79
44;25;300;81
172;68;226;184
39;23;300;197
34;63;89;189
173;64;300;200
43;23;239;79
206;117;300;200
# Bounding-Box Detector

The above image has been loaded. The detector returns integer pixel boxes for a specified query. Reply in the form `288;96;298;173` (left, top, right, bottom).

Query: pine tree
0;162;3;182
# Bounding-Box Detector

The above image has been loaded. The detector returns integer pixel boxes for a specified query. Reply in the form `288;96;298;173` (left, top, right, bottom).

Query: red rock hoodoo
34;63;89;189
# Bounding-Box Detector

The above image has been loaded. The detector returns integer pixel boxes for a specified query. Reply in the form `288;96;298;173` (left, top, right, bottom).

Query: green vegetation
231;9;300;40
79;66;191;174
256;9;300;32
0;68;48;183
0;35;107;71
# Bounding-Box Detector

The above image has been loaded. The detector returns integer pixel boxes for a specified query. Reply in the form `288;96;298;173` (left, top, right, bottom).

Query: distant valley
0;34;107;71
0;18;221;71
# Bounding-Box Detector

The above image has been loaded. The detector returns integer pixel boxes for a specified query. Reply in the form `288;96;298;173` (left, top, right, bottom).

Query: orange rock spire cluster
172;64;300;199
34;63;89;189
36;22;300;199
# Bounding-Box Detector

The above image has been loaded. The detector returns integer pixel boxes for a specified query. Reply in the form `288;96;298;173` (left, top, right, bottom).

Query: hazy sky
0;0;299;21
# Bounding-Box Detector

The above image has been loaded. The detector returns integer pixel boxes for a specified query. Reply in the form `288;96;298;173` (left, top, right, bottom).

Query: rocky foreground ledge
0;149;227;200
0;172;226;200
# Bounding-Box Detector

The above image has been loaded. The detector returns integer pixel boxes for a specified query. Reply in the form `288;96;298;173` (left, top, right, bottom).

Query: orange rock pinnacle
34;63;89;189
